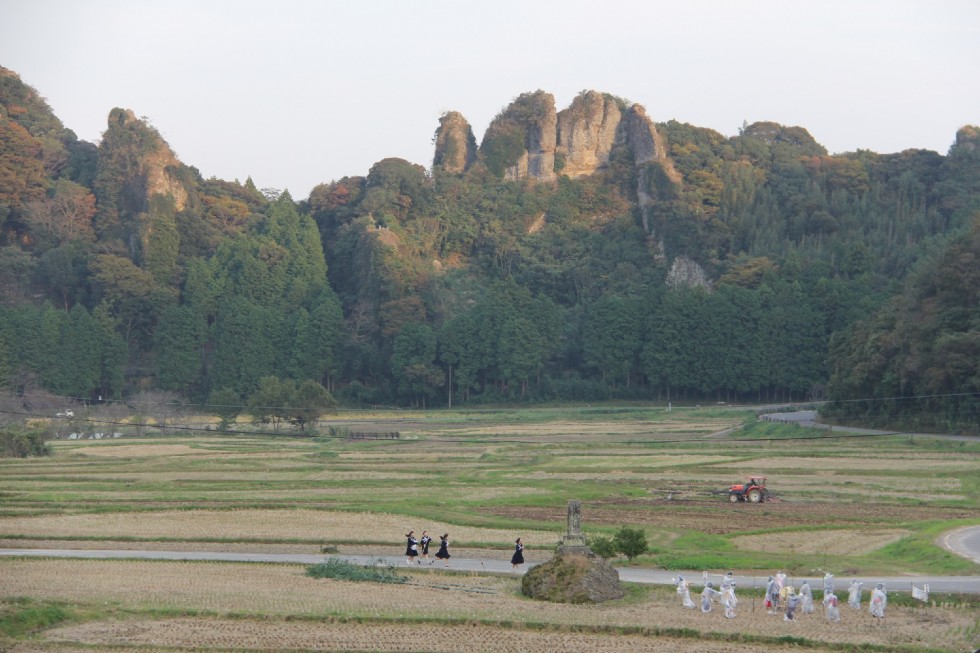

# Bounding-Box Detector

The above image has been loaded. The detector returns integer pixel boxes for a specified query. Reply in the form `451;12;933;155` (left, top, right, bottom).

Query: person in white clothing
869;583;887;620
700;582;722;613
721;580;737;618
673;576;695;609
847;580;863;610
799;580;815;614
825;590;841;622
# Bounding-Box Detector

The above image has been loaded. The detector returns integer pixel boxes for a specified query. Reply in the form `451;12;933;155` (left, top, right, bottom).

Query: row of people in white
676;573;887;622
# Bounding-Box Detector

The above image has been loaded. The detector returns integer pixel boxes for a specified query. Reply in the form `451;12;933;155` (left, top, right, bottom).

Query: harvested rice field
1;559;977;653
2;405;979;652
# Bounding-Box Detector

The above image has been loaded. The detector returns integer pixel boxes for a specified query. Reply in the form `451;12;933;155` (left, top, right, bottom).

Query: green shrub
0;428;50;458
306;558;406;584
589;535;616;559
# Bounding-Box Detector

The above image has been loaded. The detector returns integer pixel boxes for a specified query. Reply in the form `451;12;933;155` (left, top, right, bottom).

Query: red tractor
727;476;769;503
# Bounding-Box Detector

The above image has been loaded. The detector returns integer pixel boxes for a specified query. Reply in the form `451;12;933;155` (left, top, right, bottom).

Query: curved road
941;525;980;566
2;548;978;594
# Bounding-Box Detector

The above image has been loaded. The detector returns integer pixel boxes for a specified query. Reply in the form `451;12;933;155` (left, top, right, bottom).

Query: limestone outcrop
475;90;675;183
432;111;477;174
666;255;712;290
555;91;622;177
478;90;557;181
106;108;188;212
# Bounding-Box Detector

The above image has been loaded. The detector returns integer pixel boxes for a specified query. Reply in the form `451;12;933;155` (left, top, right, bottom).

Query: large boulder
520;553;624;604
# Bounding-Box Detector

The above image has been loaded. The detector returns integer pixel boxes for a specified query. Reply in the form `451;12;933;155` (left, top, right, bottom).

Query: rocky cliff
109;108;189;212
555;91;623;178
477;90;557;181
432;111;477;174
475;90;673;183
95;108;193;279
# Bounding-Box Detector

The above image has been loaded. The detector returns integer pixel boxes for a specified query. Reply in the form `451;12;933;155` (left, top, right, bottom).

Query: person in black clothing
511;537;525;570
419;531;432;564
434;533;451;567
405;531;418;565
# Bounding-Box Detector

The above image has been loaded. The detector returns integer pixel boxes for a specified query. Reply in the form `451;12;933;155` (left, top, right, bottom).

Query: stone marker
556;499;592;556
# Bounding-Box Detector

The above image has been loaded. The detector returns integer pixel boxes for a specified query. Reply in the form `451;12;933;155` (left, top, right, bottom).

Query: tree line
1;68;979;431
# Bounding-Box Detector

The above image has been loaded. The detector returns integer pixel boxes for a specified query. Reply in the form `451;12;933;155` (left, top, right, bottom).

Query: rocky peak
479;90;557;181
432;111;477;174
476;90;674;183
555;91;623;178
103;108;188;212
623;104;667;167
666;255;712;290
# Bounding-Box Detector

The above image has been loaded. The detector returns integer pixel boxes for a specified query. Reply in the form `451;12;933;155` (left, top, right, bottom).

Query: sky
2;0;978;199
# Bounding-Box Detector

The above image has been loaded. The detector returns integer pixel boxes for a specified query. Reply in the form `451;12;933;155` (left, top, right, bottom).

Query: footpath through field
2;548;978;595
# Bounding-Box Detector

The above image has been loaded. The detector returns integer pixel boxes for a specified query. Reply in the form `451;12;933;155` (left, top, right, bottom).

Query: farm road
2;548;979;594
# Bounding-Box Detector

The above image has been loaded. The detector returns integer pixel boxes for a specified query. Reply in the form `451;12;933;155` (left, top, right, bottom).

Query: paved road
2;548;978;594
941;525;980;566
762;409;980;442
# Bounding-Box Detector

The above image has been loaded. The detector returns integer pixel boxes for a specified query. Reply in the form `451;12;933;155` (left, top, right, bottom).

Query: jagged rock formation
555;91;623;177
478;90;557;181
471;90;682;253
477;90;675;183
521;553;624;604
432;111;477;174
94;108;192;279
666;255;712;290
113;109;188;211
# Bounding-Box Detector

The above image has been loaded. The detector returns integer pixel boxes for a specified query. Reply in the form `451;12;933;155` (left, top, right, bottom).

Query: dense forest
1;68;978;432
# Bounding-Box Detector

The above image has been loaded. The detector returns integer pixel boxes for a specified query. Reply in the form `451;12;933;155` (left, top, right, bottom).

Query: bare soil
481;499;978;534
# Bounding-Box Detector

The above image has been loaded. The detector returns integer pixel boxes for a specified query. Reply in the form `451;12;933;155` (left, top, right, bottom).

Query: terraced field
2;405;978;652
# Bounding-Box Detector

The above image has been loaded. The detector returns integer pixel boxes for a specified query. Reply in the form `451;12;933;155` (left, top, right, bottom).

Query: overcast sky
2;0;978;199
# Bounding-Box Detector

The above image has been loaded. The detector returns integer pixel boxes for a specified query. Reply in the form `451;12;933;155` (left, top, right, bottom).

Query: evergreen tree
155;305;207;396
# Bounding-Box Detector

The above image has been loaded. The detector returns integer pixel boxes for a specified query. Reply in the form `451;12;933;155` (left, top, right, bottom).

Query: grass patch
0;598;71;638
305;557;407;584
875;535;979;575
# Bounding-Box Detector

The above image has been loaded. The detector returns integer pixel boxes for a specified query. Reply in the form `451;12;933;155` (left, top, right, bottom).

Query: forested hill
1;68;978;431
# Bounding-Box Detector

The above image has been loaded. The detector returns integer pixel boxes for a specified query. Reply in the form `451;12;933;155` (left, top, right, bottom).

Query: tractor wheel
728;493;739;503
747;489;762;503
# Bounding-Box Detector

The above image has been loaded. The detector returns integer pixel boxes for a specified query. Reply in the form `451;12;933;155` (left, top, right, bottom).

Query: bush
306;558;406;584
0;428;49;458
589;535;616;559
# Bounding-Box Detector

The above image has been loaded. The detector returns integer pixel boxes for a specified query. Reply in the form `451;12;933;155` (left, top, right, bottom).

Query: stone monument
557;499;592;556
522;498;623;603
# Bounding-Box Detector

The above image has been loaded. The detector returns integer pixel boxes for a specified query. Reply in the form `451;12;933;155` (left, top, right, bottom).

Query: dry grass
713;455;980;472
2;559;976;652
9;619;898;653
445;418;740;437
0;509;558;544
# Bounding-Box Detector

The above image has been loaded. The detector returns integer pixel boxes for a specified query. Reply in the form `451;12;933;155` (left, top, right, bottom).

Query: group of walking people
404;531;452;566
676;570;888;623
405;531;525;570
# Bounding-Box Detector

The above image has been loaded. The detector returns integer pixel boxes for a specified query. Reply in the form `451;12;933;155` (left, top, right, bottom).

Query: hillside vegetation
1;68;978;432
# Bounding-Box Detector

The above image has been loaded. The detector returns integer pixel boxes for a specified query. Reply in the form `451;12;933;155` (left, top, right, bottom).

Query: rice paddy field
1;404;979;652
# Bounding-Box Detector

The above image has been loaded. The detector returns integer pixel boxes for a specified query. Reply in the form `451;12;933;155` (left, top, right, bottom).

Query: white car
56;409;74;418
